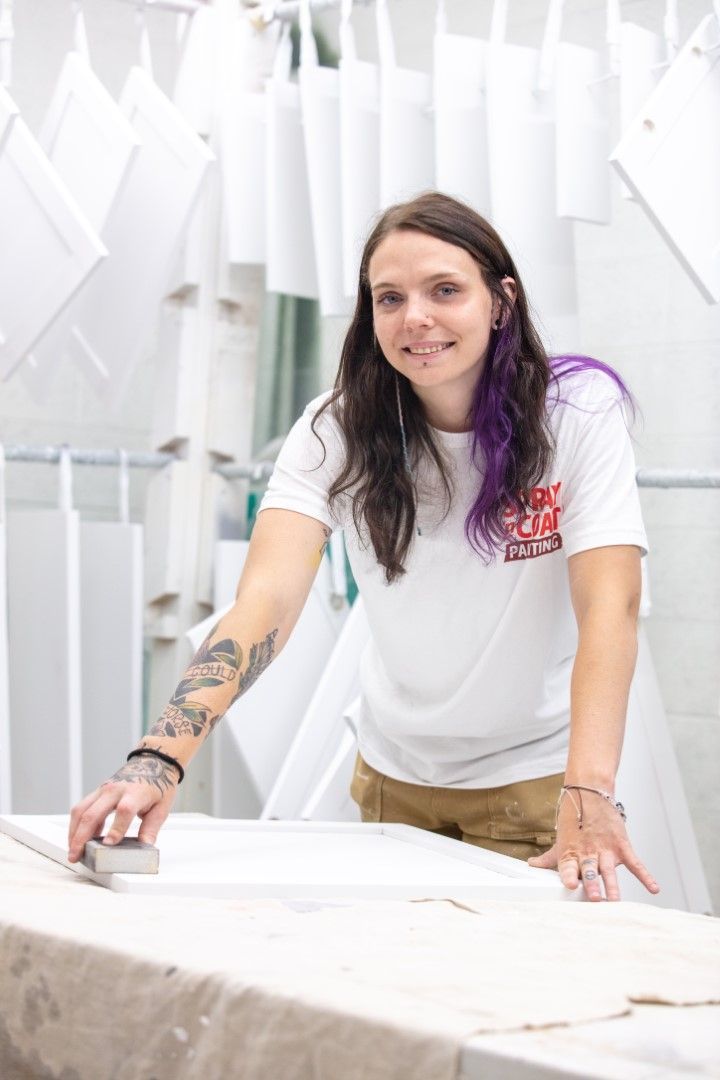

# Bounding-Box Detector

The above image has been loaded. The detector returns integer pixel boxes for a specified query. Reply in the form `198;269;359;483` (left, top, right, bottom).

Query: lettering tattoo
146;625;280;740
106;757;176;794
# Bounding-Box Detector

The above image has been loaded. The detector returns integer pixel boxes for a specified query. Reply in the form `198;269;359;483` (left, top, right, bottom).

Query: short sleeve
559;376;648;559
258;394;343;531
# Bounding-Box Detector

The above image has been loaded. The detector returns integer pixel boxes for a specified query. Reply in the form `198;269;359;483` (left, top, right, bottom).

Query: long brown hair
312;192;624;583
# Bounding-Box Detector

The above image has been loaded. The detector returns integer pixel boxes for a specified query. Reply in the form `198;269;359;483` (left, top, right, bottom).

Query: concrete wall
3;0;718;906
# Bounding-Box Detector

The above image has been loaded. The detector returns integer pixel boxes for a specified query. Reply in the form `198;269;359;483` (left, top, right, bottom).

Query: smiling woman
68;192;658;906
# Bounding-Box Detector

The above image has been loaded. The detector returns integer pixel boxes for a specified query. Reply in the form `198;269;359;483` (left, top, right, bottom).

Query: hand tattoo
106;757;176;794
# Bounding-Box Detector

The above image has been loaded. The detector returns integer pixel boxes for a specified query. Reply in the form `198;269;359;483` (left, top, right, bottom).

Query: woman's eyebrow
370;270;466;293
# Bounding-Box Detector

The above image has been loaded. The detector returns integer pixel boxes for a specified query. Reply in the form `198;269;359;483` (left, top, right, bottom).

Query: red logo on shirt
503;482;563;562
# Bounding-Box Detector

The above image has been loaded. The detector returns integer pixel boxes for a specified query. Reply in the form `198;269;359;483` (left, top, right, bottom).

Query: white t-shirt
259;370;648;789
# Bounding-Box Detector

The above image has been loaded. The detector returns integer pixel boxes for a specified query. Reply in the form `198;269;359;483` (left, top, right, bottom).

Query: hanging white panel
0;101;106;381
299;10;352;317
80;523;143;792
433;32;490;216
265;30;319;299
610;13;720;305
615;628;711;914
339;15;380;296
555;42;611;224
22;52;141;399
64;67;214;401
377;0;434;208
173;3;220;137
222;91;266;265
0;83;19;155
0;452;10;813
619;22;665;131
486;42;578;352
6;511;82;812
262;596;370;821
144;461;189;605
299;727;358;822
188;540;347;813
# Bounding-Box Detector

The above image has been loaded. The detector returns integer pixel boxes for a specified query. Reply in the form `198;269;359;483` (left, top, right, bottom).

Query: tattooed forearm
146;626;280;739
105;757;177;794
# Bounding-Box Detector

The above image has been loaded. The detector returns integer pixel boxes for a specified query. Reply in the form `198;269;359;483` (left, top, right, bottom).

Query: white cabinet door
433;33;490;217
0;97;106;380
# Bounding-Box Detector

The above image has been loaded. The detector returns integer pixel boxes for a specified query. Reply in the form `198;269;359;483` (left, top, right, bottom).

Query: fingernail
103;836;116;845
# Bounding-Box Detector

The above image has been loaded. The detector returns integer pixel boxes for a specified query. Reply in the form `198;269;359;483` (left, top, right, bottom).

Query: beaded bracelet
555;784;626;830
126;747;185;785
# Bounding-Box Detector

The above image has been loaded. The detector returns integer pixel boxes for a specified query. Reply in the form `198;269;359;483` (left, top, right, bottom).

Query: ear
494;276;517;329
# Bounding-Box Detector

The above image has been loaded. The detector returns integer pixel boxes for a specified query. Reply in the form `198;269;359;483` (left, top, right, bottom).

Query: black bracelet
126;748;185;785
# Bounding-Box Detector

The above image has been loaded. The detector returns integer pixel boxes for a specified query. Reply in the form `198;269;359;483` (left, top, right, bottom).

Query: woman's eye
377;293;401;306
437;285;458;297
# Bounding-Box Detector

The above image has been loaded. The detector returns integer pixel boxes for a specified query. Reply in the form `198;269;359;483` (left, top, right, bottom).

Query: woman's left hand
527;790;660;901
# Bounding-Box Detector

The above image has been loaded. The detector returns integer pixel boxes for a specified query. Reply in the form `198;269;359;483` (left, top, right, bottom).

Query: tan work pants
350;753;562;861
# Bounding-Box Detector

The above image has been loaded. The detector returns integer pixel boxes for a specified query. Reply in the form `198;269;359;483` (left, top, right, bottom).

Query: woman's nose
403;297;433;329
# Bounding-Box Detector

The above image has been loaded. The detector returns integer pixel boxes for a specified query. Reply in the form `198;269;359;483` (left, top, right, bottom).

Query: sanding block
81;837;159;875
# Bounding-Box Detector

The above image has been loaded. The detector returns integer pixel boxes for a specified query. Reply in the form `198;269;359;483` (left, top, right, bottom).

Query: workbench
1;830;718;1079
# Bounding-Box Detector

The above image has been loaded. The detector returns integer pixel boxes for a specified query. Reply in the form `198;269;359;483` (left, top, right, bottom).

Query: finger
68;788;102;848
579;856;603;902
599;853;621;902
527;845;557;869
68;789;120;862
558;856;580;891
622;846;660;895
137;800;171;846
104;796;141;846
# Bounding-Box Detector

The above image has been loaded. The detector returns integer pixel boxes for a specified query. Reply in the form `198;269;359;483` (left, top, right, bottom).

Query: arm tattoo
146;626;280;739
105;757;176;794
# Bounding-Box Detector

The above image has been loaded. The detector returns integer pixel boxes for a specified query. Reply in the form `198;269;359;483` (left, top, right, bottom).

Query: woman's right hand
67;755;179;863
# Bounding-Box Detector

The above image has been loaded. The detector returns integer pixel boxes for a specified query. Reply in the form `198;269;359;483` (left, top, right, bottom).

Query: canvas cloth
1;835;719;1080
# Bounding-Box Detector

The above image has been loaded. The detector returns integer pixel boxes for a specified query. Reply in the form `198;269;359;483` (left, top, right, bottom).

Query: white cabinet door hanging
486;42;578;352
433;32;490;217
6;510;82;812
262;596;370;821
611;13;720;305
63;66;214;403
377;0;434;208
555;42;611;224
0;452;10;813
618;22;665;200
80;523;144;792
0;96;106;381
265;28;319;300
186;540;348;816
22;52;141;400
339;6;380;296
0;83;19;155
299;2;352;317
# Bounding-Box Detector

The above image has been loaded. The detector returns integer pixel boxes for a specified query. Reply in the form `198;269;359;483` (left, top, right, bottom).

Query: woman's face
368;229;515;424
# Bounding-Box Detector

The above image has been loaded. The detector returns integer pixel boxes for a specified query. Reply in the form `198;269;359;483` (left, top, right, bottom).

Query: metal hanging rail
3;448;719;489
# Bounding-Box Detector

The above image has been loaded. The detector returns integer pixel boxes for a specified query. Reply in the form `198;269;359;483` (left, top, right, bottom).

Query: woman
68;192;659;903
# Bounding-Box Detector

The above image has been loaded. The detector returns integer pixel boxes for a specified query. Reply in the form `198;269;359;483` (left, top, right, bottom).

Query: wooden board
0;103;106;380
80;523;143;792
0;813;571;900
611;14;720;304
6;511;82;812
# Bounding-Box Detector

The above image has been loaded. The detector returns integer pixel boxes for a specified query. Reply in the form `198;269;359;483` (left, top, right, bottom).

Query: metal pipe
635;469;720;490
214;461;275;481
3;446;176;469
